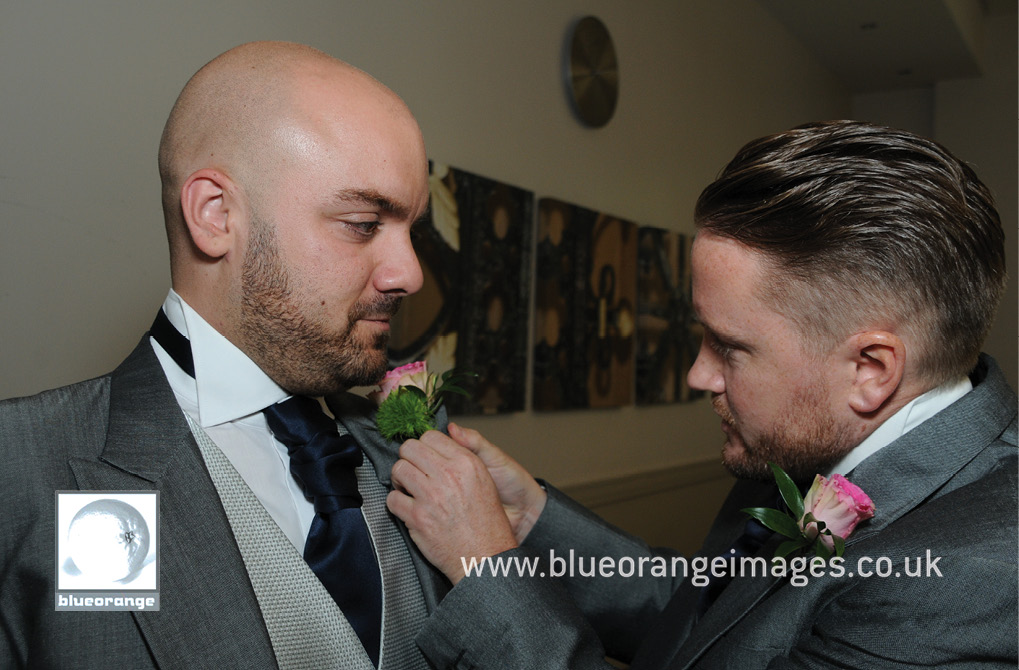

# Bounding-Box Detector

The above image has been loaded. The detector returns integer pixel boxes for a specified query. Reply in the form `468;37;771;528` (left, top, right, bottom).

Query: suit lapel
330;392;452;612
69;340;277;669
332;392;400;487
658;535;787;670
631;479;785;670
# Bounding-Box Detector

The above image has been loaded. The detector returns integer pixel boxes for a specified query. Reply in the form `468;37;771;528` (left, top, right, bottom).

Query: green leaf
439;369;476;387
775;540;806;559
431;369;477;406
741;507;801;540
813;537;832;560
832;535;846;558
400;386;427;400
768;462;804;519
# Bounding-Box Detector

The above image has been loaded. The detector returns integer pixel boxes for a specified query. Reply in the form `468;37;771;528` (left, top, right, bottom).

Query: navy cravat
149;310;383;666
263;397;383;667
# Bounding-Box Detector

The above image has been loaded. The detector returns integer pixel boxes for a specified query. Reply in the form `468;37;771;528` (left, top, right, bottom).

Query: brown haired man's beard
713;391;855;484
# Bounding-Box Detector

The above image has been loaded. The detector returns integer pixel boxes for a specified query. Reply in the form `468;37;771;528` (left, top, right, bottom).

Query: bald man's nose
374;233;423;295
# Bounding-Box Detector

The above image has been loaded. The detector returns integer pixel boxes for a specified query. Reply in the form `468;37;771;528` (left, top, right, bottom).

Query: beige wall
1;2;1012;529
935;11;1018;390
851;11;1019;391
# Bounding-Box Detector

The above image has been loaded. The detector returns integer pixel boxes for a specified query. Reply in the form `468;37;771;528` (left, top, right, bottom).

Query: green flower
375;386;436;441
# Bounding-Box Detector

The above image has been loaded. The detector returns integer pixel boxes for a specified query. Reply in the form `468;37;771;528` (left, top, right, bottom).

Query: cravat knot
263;396;364;512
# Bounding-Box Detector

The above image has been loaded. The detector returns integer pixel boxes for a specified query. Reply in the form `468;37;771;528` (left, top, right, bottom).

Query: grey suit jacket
0;337;450;668
419;354;1018;669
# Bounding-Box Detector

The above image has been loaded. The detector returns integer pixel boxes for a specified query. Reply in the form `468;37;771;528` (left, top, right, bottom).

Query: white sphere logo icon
67;499;150;582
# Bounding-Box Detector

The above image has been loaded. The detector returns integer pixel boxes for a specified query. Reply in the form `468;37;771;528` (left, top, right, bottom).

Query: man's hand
387;429;519;584
445;422;547;543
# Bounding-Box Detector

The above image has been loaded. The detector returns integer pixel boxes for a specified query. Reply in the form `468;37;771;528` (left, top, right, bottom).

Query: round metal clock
565;16;619;128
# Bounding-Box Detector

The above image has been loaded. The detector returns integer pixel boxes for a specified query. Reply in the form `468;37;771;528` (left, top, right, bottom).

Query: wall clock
564;16;619;128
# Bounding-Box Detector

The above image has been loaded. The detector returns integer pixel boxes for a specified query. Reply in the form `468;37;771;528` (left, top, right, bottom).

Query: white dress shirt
828;375;973;477
149;289;316;551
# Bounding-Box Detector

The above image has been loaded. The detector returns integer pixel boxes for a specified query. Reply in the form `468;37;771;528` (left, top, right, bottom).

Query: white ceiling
758;0;1016;93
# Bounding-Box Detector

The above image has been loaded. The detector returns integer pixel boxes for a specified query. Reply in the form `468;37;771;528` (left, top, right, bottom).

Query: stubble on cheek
715;382;855;482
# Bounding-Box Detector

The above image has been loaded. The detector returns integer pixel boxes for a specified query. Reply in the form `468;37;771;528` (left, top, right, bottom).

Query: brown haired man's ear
845;331;906;414
179;168;241;259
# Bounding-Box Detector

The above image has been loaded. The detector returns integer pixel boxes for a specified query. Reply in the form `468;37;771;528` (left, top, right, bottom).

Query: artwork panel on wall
533;197;637;411
635;227;705;405
388;163;533;415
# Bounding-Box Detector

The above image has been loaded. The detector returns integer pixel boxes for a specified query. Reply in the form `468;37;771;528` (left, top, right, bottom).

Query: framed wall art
533;197;637;410
388;163;533;415
635;227;704;404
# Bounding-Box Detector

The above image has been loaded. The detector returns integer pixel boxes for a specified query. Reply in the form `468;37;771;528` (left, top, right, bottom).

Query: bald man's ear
845;331;906;415
180;169;239;259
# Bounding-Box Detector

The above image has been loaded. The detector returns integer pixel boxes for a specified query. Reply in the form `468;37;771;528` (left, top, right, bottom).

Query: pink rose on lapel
369;361;433;405
744;464;875;559
799;474;875;552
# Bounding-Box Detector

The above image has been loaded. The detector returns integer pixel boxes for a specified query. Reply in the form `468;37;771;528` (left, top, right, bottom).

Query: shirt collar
160;290;289;427
828;375;973;476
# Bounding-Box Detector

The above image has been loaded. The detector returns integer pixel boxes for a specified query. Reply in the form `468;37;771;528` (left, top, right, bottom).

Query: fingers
385;443;518;585
409;423;508;471
389;453;424;495
448;422;524;478
415;429;467;459
394;424;546;546
392;434;489;502
396;433;471;482
448;422;497;458
385;487;413;521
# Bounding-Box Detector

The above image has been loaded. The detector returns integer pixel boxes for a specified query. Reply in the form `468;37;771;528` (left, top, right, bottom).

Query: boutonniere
743;463;875;559
369;361;472;441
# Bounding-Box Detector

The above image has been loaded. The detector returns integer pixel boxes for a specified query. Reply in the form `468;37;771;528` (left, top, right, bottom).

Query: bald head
155;42;429;392
158;41;419;266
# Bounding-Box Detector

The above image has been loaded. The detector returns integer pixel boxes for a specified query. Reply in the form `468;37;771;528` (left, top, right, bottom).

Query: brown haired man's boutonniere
743;463;875;559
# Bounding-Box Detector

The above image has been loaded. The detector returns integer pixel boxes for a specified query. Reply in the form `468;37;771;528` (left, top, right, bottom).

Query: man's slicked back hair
694;120;1006;387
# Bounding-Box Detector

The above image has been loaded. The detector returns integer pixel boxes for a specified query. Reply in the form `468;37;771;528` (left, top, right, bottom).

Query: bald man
0;42;447;669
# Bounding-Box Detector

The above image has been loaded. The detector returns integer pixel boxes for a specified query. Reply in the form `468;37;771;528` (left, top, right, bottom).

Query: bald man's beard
713;383;856;483
239;220;400;396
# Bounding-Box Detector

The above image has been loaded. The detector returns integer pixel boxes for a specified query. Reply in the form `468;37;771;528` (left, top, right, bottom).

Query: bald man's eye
342;219;381;239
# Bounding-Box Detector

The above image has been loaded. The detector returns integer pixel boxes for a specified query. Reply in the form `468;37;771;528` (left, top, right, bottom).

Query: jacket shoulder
0;376;112;456
883;453;1017;555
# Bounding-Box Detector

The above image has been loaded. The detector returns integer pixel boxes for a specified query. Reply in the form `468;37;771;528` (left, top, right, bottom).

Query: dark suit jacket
0;338;449;668
418;354;1018;669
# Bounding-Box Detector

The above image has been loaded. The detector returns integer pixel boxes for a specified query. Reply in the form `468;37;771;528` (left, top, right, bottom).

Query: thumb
449;422;500;461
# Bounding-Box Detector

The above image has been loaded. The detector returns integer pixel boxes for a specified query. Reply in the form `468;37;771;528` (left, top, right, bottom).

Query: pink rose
799;474;875;552
369;361;432;405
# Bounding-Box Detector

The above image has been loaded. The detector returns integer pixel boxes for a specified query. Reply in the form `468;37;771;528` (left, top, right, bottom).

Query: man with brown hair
389;121;1017;668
